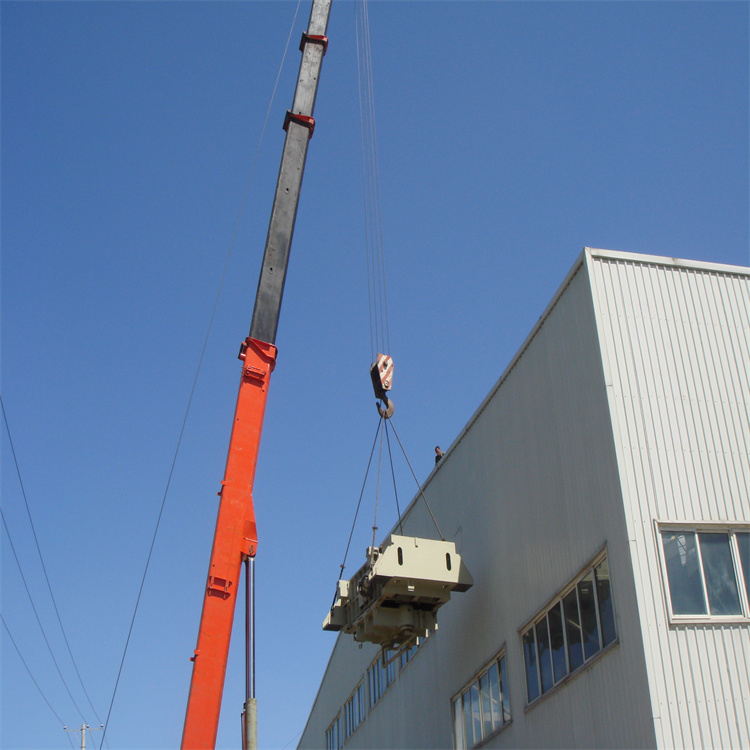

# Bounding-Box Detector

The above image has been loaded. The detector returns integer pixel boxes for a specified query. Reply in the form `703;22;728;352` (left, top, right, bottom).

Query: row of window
368;649;395;708
522;555;616;702
453;653;511;750
327;527;749;750
454;553;617;749
325;637;427;749
327;552;618;750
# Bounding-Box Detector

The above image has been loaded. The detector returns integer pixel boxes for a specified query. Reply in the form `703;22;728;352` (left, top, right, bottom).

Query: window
522;554;616;704
399;630;430;670
452;652;510;749
325;715;341;750
399;640;419;669
368;649;395;708
660;528;750;619
343;682;365;740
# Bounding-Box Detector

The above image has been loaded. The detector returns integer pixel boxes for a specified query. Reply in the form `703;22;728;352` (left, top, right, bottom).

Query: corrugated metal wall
300;255;658;749
587;250;750;749
299;250;749;750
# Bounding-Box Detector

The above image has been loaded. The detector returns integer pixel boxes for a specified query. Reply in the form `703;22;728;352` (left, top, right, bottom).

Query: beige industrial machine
323;535;473;650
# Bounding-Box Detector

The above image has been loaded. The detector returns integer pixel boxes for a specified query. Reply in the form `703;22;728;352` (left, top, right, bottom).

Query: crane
181;1;332;748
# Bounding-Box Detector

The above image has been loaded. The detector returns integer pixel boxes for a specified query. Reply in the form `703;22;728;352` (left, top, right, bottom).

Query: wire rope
97;5;306;747
369;416;386;561
1;396;103;727
387;420;445;541
332;417;382;606
356;0;391;359
383;422;404;536
355;17;376;359
361;1;390;356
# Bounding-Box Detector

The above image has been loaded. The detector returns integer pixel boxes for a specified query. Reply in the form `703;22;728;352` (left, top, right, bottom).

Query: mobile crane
181;1;332;747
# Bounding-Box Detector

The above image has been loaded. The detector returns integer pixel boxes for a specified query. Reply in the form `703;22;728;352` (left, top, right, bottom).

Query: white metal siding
300;258;656;749
588;250;750;749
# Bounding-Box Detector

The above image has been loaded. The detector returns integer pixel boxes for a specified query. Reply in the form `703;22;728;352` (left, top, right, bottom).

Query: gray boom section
249;0;332;344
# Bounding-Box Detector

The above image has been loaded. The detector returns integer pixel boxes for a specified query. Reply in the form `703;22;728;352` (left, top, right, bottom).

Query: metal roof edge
397;248;589;528
584;247;750;277
392;247;748;539
439;248;588;460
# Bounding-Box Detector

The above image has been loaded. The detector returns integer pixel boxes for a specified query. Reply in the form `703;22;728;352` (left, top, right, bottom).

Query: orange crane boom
182;2;332;747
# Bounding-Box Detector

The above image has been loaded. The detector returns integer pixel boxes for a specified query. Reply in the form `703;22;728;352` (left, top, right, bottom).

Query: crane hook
376;397;394;419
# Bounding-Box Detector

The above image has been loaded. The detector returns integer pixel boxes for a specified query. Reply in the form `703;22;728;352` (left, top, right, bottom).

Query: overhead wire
0;507;87;723
1;614;76;748
1;395;103;728
97;3;307;747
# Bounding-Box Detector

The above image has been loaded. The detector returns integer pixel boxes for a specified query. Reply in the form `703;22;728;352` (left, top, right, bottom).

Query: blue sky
1;1;747;748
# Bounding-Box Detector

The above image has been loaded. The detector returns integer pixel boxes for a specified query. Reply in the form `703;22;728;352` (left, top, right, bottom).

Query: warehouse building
299;248;750;749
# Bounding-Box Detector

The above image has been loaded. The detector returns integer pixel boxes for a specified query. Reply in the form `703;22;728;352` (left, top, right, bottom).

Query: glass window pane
479;673;492;739
578;572;601;659
454;697;466;750
548;601;567;683
469;683;482;745
563;588;584;672
500;656;511;722
462;692;474;748
699;533;742;615
384;649;395;687
661;531;707;614
487;662;501;729
595;558;617;646
522;629;540;703
736;532;750;604
536;618;554;693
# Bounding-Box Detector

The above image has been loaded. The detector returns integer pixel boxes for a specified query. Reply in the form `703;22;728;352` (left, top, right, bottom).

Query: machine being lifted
323;352;474;651
324;535;473;650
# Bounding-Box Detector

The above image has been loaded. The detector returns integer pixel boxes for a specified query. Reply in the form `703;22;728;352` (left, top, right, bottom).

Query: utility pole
64;724;103;750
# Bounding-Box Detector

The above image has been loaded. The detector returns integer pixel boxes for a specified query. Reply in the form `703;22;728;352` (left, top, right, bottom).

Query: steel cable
387;420;445;541
383;422;404;536
356;0;391;359
332;417;382;607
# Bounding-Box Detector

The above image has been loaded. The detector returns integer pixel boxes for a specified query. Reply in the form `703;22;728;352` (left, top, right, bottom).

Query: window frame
451;649;511;749
342;681;365;741
325;714;342;750
367;649;395;709
519;549;618;709
656;521;750;624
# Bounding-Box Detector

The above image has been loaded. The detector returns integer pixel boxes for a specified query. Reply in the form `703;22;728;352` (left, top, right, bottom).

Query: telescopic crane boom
181;2;332;747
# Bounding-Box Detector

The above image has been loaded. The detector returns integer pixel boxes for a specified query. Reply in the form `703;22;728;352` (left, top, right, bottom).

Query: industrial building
299;248;750;749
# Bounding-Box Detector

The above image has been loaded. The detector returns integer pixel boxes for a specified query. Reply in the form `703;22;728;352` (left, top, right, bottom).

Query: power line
1;396;104;726
1;507;89;722
0;613;75;746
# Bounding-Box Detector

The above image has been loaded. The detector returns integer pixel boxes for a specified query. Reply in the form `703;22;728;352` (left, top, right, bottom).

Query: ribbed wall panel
299;250;749;750
588;251;750;750
301;260;655;749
